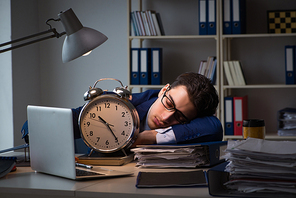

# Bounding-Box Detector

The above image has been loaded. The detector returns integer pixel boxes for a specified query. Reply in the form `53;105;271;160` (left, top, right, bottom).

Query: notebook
27;105;133;180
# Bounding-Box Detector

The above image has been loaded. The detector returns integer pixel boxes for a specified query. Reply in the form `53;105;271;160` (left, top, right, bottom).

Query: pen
76;162;93;169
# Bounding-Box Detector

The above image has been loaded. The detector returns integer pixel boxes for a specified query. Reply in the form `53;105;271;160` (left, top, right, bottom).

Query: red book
233;95;248;135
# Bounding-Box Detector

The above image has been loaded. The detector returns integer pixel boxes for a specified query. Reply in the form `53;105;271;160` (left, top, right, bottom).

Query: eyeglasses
161;86;190;124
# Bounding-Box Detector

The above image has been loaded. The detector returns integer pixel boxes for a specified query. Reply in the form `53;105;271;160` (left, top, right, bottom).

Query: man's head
147;72;218;130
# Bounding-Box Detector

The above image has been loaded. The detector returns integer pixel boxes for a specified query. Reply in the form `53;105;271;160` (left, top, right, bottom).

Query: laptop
27;105;133;180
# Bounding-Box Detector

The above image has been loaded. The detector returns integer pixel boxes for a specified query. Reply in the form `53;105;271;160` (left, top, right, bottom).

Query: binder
199;0;207;35
285;45;296;84
136;170;207;188
140;48;151;85
233;95;248;135
207;0;216;35
224;97;234;135
130;48;140;85
223;61;234;85
233;61;246;85
232;0;246;34
151;48;162;85
223;0;232;34
228;61;239;85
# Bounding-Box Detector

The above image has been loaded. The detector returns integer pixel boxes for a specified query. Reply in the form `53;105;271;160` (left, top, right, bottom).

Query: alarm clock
78;78;140;154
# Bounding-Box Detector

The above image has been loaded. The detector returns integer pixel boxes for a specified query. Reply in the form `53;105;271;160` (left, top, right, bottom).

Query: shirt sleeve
155;127;177;144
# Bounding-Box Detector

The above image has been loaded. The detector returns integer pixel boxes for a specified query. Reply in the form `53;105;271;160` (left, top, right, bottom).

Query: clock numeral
124;121;128;127
97;106;102;111
105;103;110;108
86;122;90;127
121;112;125;117
96;137;100;142
121;131;125;136
89;113;96;118
105;140;109;145
90;131;93;136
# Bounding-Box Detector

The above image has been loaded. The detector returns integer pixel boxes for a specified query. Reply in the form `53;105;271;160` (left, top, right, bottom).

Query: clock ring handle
92;78;132;100
92;78;125;89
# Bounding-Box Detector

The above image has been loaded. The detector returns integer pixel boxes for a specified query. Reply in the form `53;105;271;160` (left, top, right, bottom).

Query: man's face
147;84;197;130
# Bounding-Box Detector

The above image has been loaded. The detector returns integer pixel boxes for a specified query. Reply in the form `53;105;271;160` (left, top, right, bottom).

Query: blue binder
199;0;207;35
140;48;151;85
207;0;216;35
231;0;246;34
224;97;234;135
151;48;162;85
285;45;296;84
223;0;232;34
130;48;140;85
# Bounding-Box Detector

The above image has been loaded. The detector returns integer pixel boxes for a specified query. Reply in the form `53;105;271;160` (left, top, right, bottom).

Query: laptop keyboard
76;169;104;176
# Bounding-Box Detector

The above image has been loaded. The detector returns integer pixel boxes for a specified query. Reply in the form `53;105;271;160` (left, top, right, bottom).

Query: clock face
79;95;139;153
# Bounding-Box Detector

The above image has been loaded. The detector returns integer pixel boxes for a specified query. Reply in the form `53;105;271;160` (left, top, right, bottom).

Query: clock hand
98;116;118;140
90;117;115;127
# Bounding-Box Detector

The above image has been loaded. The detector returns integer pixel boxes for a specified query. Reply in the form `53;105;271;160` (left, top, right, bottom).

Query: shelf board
222;33;296;39
129;35;217;40
222;84;296;89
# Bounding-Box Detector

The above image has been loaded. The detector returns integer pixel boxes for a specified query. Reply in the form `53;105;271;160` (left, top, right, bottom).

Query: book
0;157;17;178
130;10;164;36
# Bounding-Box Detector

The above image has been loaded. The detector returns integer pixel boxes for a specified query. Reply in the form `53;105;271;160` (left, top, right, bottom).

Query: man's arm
131;116;223;147
172;116;223;143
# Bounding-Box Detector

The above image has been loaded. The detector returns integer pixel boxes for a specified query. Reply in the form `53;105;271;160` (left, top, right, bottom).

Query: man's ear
158;84;170;97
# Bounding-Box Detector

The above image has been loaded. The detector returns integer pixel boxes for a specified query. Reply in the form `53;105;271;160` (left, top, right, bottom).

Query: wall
0;0;13;150
9;0;128;147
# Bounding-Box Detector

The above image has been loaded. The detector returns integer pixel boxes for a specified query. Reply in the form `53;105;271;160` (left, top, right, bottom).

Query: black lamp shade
59;8;108;63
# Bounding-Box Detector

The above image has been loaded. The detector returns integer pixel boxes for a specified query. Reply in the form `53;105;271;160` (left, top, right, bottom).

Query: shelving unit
219;0;296;140
127;0;296;141
127;0;221;119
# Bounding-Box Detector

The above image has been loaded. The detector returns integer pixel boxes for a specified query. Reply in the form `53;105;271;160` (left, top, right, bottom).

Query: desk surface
0;154;217;198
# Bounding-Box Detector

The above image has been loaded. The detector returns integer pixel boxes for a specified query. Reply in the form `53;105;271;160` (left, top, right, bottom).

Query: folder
130;48;140;85
231;0;246;34
233;95;248;135
223;0;232;34
151;48;162;85
140;48;151;85
199;0;207;35
207;0;216;35
224;97;234;135
285;45;296;84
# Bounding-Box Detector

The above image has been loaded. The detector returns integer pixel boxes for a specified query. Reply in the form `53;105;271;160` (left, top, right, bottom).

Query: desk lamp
0;8;108;62
0;8;108;156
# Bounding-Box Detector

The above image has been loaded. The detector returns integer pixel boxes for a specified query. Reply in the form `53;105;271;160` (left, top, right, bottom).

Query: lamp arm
0;28;66;54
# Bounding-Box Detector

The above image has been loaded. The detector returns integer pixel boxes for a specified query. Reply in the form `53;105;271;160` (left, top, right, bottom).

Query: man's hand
131;130;158;148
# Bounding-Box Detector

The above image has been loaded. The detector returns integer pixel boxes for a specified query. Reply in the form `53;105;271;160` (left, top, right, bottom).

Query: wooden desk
0;157;217;198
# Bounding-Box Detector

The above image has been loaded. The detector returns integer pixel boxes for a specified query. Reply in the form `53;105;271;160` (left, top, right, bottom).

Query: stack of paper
131;142;227;168
278;108;296;136
223;138;296;196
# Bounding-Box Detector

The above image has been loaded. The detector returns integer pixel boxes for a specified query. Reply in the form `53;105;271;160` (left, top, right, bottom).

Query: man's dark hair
170;72;219;118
